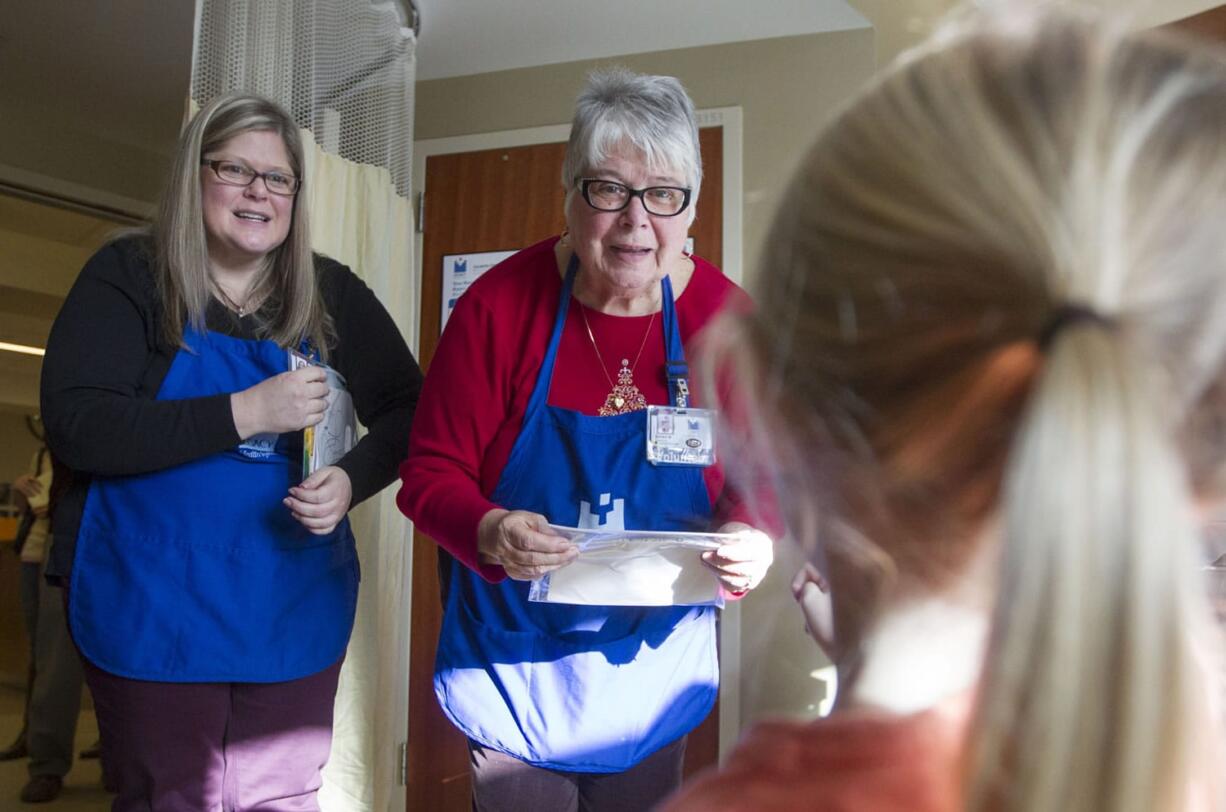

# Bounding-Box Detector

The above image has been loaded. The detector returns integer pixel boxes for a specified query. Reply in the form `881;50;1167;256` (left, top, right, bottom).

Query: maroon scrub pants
83;657;343;811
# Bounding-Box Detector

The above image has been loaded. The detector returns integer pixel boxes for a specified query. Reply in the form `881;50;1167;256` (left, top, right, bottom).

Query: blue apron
69;326;358;683
434;258;718;773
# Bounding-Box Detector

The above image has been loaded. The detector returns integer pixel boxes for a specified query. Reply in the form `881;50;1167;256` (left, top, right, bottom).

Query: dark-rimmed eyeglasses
578;178;691;217
201;159;300;196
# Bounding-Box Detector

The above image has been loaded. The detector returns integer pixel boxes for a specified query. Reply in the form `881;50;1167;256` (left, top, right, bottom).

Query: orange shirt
660;698;968;812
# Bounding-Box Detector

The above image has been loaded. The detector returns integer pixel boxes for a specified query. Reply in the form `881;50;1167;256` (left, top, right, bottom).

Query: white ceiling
413;0;868;81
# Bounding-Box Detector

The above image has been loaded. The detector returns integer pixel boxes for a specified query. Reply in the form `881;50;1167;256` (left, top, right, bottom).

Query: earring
560;228;570;246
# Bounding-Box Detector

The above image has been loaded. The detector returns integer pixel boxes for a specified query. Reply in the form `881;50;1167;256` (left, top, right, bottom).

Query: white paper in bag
528;525;733;607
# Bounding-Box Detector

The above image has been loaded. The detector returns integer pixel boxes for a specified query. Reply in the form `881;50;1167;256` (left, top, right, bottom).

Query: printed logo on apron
578;493;625;531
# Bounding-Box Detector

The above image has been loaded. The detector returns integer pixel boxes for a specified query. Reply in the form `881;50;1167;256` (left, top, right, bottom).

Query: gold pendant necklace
581;305;655;416
213;282;252;317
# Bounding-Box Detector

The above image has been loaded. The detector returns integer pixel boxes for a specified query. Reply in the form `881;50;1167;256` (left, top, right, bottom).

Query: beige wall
1096;0;1224;25
415;28;876;294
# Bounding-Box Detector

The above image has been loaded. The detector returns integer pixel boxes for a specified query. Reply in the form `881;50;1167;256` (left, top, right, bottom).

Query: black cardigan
40;236;423;580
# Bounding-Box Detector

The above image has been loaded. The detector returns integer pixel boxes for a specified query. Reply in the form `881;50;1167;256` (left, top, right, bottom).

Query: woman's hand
477;509;578;581
13;473;42;500
231;366;329;439
285;465;352;535
703;522;774;593
791;562;835;656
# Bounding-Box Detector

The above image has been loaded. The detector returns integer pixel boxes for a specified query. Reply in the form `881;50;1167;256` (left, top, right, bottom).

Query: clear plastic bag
528;525;733;607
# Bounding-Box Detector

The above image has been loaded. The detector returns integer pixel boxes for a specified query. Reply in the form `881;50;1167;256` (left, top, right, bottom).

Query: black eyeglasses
201;159;301;196
578;178;691;217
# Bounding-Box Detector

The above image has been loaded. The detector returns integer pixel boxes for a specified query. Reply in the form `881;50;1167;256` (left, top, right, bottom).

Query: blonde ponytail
722;8;1226;811
968;325;1211;810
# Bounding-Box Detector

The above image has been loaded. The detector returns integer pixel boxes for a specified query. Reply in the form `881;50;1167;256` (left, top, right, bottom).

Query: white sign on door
440;250;518;331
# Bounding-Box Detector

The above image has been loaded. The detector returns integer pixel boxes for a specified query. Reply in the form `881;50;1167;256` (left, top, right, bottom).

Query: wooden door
408;128;724;811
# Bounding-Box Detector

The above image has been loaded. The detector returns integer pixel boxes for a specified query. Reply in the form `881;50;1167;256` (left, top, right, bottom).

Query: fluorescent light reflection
0;341;45;357
809;665;838;717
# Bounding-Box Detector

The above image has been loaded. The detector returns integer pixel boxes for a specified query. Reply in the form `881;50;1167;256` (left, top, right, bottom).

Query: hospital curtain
191;2;417;810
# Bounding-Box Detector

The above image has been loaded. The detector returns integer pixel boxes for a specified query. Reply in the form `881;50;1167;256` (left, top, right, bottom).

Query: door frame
408;106;746;761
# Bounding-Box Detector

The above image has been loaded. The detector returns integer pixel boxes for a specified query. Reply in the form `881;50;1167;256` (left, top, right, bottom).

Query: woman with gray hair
41;93;422;810
663;8;1224;812
399;68;774;809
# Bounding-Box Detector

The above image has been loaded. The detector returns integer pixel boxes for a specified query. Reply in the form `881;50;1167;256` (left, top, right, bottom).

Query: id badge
646;405;716;467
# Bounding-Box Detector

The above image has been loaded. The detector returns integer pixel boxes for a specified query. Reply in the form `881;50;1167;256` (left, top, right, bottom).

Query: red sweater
397;236;750;581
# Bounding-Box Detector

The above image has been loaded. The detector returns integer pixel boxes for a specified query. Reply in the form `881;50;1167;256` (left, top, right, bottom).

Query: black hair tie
1038;304;1114;351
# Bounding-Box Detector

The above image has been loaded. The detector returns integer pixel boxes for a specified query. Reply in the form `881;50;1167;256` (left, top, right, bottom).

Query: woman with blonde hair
664;8;1224;812
41;93;422;810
